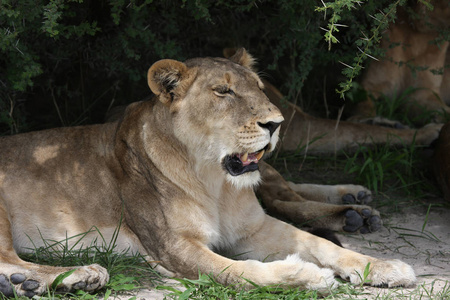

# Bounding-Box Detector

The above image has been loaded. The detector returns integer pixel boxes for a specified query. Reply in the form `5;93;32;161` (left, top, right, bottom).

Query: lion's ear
147;59;189;105
227;48;256;71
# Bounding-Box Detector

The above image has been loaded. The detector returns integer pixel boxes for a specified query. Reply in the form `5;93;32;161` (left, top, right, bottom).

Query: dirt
339;200;450;298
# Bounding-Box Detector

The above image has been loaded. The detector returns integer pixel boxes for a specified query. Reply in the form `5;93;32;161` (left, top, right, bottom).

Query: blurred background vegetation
1;0;408;135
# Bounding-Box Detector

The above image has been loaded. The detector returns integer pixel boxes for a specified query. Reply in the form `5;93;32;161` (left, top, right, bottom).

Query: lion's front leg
229;215;416;289
155;237;339;293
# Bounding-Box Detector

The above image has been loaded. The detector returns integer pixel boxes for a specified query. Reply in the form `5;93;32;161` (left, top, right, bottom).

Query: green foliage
358;262;372;287
316;0;362;50
51;268;77;290
343;136;430;196
374;87;417;123
0;0;407;134
373;87;443;126
159;272;323;299
318;0;410;98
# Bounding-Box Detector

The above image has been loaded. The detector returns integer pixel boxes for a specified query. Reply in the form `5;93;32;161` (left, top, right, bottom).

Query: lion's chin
226;171;261;190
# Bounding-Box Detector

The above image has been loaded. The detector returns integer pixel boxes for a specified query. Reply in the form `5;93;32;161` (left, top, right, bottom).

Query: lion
349;0;450;125
0;49;416;297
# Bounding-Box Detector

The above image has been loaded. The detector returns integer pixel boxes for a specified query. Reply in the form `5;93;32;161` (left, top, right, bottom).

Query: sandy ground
338;202;450;298
116;201;450;299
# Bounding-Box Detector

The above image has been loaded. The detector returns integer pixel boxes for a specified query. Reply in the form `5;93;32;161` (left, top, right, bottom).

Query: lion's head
146;49;284;189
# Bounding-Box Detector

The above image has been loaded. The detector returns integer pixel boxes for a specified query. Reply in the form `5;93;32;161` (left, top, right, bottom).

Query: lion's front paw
305;267;339;294
57;264;109;292
348;259;416;288
0;272;46;298
343;208;382;234
270;255;339;294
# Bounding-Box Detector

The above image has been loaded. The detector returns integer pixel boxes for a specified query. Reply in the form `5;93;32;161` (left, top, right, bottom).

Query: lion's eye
213;85;235;97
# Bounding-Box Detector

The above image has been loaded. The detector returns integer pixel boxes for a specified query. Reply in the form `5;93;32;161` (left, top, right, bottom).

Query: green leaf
51;268;77;290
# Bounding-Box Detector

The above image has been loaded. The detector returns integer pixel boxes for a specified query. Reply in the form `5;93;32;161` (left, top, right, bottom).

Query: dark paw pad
342;194;356;204
10;273;26;284
343;209;382;233
357;191;372;204
73;281;87;290
0;274;14;297
368;215;382;232
21;279;41;297
22;279;40;291
393;122;408;129
343;210;363;232
24;290;38;298
342;191;372;205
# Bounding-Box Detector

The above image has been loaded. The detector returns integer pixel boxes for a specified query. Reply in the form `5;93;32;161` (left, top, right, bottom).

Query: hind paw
343;208;382;234
342;190;372;205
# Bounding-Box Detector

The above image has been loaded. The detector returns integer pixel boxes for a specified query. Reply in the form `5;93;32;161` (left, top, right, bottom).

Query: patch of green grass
14;226;161;299
271;140;439;204
159;272;366;300
342;136;434;197
375;87;450;126
374;87;418;126
347;84;442;126
158;271;450;300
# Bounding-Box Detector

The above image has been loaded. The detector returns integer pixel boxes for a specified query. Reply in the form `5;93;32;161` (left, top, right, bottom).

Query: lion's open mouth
222;148;266;176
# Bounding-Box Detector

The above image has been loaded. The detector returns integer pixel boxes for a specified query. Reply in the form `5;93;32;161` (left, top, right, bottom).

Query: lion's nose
257;121;281;137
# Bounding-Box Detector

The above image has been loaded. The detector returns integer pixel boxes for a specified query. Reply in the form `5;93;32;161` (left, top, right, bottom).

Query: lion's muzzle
223;120;282;176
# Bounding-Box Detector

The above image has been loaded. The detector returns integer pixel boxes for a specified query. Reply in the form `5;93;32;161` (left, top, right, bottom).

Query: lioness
350;0;450;125
0;49;415;297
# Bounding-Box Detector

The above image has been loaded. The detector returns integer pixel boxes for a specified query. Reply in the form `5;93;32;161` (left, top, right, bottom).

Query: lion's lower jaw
226;171;261;190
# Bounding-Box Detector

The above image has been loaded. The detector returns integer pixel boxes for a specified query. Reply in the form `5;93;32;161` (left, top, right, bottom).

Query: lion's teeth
241;152;248;162
255;150;265;160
